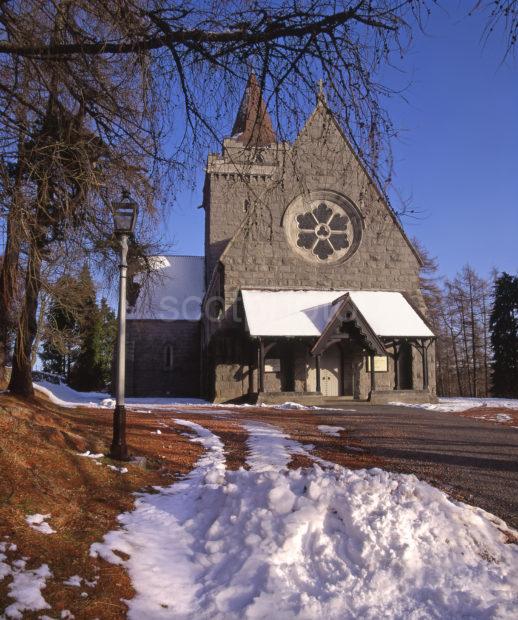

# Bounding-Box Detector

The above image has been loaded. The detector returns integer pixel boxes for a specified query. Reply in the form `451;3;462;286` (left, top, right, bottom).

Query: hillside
0;393;200;619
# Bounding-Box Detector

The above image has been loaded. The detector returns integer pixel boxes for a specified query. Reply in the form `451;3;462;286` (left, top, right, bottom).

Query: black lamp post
109;192;138;461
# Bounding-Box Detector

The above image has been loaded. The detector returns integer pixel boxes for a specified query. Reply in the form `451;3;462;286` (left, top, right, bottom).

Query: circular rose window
282;191;363;264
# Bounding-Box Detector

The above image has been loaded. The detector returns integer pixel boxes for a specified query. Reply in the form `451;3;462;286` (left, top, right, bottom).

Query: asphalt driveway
319;403;518;530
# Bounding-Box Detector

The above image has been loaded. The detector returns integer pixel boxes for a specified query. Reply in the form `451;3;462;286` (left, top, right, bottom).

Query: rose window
296;202;349;260
282;192;362;265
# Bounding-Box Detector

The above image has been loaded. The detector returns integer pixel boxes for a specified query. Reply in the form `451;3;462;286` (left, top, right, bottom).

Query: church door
320;345;341;397
398;341;413;390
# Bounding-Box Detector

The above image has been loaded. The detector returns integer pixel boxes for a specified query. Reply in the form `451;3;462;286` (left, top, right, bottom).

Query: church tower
203;73;280;282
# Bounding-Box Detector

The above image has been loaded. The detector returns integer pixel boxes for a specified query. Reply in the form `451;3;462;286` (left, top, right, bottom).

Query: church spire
231;73;277;147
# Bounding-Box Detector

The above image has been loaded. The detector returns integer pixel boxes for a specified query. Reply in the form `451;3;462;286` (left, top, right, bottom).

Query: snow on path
91;419;226;619
91;419;518;620
318;424;345;437
244;420;334;471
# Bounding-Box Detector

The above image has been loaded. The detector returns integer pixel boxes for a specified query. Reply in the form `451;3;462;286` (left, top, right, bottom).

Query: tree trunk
31;293;47;369
468;276;478;397
0;205;22;383
8;238;42;397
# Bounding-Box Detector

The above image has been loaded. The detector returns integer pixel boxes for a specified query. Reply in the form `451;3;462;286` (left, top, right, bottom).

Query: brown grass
0;394;201;619
459;407;518;426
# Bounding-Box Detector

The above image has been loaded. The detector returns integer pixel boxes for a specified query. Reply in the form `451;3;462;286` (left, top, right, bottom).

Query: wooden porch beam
393;340;400;390
258;338;265;393
315;354;321;393
370;352;376;392
422;338;429;390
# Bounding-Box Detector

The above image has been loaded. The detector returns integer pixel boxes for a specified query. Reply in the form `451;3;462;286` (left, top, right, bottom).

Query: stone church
126;75;436;404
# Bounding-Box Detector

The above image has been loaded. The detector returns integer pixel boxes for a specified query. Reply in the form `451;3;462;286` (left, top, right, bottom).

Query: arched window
163;344;174;371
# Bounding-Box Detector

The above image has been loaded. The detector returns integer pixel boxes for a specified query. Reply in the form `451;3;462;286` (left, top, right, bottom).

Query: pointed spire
316;79;327;105
231;73;277;147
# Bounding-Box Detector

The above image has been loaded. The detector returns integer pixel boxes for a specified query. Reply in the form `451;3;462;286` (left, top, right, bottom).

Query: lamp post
110;192;138;461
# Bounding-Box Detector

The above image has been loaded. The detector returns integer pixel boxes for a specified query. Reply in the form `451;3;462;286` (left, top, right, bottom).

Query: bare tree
473;1;518;53
441;266;493;397
0;1;432;394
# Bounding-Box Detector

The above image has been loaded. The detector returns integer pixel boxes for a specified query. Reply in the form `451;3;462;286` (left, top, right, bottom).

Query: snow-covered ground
34;381;207;409
391;397;518;413
91;418;518;620
32;381;329;412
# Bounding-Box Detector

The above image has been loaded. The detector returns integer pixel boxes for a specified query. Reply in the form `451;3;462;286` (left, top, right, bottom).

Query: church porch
230;289;437;406
243;334;435;405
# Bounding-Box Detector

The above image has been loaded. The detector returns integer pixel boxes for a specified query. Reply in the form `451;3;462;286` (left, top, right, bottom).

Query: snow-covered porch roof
240;289;434;339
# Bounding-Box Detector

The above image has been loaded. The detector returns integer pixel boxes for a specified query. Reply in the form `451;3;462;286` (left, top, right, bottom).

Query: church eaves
231;73;277;147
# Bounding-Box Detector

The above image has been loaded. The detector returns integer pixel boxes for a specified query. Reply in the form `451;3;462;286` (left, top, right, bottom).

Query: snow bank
34;380;207;409
391;397;518;413
91;420;518;620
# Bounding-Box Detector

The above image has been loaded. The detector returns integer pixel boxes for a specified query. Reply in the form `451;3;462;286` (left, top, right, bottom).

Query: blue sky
164;4;517;281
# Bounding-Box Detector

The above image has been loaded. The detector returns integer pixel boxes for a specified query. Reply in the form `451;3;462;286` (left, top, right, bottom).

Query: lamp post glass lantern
110;193;138;461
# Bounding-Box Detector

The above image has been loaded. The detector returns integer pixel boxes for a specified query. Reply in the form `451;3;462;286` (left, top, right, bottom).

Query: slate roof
128;256;205;321
231;73;277;147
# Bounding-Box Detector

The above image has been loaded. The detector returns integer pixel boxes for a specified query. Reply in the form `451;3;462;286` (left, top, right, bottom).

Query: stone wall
126;320;200;397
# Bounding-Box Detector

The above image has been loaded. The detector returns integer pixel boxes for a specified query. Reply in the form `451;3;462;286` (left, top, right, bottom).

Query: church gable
219;98;424;311
286;101;421;266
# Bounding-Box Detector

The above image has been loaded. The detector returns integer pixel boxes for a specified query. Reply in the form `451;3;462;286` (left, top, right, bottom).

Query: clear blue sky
164;4;518;281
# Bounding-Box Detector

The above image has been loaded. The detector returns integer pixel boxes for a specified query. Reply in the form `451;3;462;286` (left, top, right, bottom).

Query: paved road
319;403;518;530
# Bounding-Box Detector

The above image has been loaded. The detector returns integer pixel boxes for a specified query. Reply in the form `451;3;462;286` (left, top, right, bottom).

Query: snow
241;289;433;337
318;424;345;437
242;289;344;336
127;255;205;321
244;421;295;472
0;544;52;619
35;381;108;408
245;421;333;472
348;291;434;338
78;451;103;459
63;575;82;587
268;401;316;410
35;380;339;413
91;419;518;619
25;514;56;535
108;465;128;474
392;397;518;413
35;380;208;409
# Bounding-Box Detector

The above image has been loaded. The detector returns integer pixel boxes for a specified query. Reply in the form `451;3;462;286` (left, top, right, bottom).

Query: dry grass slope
0;394;201;619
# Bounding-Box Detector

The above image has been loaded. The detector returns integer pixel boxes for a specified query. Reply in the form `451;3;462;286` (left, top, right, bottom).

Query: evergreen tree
97;299;117;389
69;266;116;392
490;273;518;398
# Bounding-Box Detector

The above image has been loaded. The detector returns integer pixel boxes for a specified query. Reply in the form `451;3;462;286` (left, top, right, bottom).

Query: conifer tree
490;273;518;397
67;266;116;391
